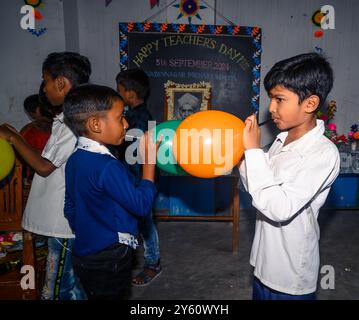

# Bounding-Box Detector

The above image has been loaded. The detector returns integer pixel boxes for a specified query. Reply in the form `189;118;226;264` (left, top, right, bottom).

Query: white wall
76;0;169;87
216;0;359;145
1;0;358;146
76;0;216;87
0;0;65;130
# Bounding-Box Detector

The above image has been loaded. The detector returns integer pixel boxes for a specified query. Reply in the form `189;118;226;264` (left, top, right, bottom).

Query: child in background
20;94;52;183
116;68;162;286
63;84;159;299
238;52;340;300
21;93;53;151
0;52;91;300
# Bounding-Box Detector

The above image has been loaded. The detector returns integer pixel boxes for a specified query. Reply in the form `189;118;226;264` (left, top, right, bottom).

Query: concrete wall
216;0;359;145
0;0;65;130
1;0;358;147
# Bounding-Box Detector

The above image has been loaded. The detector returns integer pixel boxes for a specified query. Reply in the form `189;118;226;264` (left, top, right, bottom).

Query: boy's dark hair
42;52;92;87
24;93;53;120
63;84;122;137
115;68;150;100
24;94;40;114
264;52;333;109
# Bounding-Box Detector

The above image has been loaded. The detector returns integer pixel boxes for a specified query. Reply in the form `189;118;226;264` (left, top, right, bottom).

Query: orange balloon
173;110;245;178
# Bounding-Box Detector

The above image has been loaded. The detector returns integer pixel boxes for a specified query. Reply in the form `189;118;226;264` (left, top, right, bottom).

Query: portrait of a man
164;81;211;121
175;92;201;120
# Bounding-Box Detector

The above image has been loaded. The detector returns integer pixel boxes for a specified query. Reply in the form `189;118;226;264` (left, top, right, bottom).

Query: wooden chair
0;159;37;300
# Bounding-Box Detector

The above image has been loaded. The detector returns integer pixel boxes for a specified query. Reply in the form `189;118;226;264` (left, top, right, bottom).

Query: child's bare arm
0;123;56;177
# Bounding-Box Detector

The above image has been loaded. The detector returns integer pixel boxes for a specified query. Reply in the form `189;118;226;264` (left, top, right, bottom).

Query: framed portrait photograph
164;81;211;121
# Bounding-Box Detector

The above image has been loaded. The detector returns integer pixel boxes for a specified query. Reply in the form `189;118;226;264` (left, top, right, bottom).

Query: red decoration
336;135;348;143
150;0;159;8
314;30;324;38
233;26;240;34
178;24;186;32
197;25;205;33
34;9;43;20
215;26;223;34
24;0;42;8
160;23;168;32
252;27;260;36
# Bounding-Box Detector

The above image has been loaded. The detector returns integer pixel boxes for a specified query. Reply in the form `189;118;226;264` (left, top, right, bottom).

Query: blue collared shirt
65;149;157;256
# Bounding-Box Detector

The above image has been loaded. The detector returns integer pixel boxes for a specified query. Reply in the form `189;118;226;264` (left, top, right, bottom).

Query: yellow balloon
0;139;15;181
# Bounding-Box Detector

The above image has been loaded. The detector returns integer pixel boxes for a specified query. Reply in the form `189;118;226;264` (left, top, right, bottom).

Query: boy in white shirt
238;52;340;300
0;52;91;300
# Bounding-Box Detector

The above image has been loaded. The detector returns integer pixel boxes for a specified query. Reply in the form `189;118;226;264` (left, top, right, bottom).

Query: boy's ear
87;116;102;134
56;76;72;95
304;95;320;113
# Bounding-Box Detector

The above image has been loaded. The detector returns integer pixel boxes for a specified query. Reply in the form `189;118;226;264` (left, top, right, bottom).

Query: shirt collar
76;136;116;158
274;120;325;155
54;112;65;123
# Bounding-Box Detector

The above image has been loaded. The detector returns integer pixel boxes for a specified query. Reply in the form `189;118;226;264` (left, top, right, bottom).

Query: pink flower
348;131;353;137
327;123;337;131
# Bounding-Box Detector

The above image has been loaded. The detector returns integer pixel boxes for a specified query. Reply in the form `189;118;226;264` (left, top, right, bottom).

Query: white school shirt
22;113;77;238
238;120;340;295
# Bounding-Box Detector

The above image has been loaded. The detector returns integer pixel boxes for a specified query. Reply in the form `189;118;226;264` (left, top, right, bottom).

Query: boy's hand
0;124;19;143
0;123;56;177
242;114;261;150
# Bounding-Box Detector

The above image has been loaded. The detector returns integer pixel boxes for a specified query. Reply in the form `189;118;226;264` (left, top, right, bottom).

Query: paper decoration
34;9;43;20
27;27;47;37
312;9;325;27
150;0;159;8
23;0;46;37
24;0;42;8
314;30;324;38
173;0;208;24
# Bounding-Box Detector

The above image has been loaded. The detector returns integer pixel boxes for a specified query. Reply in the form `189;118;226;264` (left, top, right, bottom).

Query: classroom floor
129;209;359;300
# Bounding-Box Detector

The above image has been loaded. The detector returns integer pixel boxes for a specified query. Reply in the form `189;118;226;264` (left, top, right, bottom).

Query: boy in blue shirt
63;84;159;299
116;69;162;286
239;52;340;300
